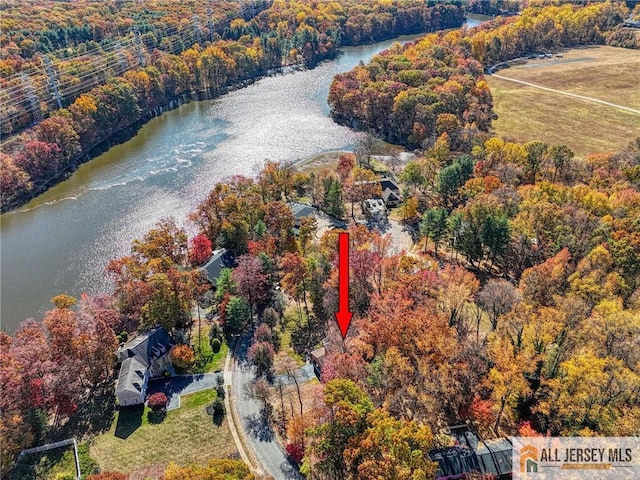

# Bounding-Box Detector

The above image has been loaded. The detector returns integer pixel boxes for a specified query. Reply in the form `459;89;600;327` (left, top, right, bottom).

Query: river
0;18;485;333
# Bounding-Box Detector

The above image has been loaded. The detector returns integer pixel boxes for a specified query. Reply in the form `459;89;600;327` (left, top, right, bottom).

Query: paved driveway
388;219;415;254
232;334;304;479
147;373;223;410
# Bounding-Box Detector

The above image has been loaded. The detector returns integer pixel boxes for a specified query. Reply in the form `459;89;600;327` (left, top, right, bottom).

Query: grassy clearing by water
90;389;236;475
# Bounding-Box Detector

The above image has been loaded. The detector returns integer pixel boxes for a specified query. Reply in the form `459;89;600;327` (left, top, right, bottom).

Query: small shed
309;346;326;378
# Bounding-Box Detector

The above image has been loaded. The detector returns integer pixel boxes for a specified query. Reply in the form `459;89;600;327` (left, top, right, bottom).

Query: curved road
490;73;640;115
229;334;304;480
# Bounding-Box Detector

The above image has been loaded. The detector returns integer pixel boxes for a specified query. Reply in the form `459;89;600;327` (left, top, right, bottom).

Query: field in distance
487;46;640;157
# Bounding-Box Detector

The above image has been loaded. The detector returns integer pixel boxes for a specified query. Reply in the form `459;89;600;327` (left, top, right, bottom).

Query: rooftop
201;249;235;285
115;357;147;395
290;202;317;220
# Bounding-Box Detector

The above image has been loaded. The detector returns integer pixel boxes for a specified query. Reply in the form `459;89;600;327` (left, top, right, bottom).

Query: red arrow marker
335;232;353;340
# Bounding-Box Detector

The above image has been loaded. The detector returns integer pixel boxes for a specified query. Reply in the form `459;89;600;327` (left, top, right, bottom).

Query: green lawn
90;389;236;475
191;323;228;374
9;442;99;480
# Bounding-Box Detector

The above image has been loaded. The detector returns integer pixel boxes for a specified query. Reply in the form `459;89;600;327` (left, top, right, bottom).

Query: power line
43;56;63;110
1;0;272;138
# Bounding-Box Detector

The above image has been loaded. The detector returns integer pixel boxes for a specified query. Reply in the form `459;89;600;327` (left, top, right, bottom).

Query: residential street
231;334;304;480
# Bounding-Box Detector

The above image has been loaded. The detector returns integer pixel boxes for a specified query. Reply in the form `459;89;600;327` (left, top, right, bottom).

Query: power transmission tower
115;41;130;72
132;29;146;66
20;73;43;125
207;6;216;42
42;56;63;110
192;15;203;45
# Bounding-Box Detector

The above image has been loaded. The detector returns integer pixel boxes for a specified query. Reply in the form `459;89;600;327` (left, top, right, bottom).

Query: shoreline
292;149;352;171
1;17;474;215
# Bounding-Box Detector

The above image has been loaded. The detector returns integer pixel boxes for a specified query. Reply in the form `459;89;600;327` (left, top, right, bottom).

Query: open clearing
487;46;640;157
90;390;236;476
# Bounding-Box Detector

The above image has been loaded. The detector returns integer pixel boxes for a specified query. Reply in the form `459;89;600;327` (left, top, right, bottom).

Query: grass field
90;389;236;476
487;46;640;157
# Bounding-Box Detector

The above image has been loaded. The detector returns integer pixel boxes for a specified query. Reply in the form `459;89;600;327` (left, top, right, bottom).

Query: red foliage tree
336;153;356;182
286;442;304;464
248;341;275;377
147;392;168;411
189;233;212;266
253;324;275;345
14;140;62;183
34;115;80;160
233;255;271;317
518;421;544;437
0;153;32;207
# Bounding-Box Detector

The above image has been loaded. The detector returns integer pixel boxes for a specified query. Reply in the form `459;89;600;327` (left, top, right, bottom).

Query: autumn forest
1;1;640;480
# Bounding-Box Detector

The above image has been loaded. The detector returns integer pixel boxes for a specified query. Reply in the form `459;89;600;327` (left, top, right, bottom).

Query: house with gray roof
309;346;327;378
382;187;401;207
201;249;235;286
115;327;174;407
290;202;318;234
431;425;512;479
379;177;402;207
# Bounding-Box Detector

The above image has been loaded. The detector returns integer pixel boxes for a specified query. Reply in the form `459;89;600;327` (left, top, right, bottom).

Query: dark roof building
290;202;318;234
379;177;400;193
309;346;327;378
431;447;480;479
116;357;148;407
201;249;235;286
115;327;174;407
430;426;512;479
382;187;401;207
291;203;317;221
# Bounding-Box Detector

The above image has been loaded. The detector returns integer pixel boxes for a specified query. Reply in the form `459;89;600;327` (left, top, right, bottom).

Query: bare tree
476;279;522;331
245;377;272;413
355;131;380;168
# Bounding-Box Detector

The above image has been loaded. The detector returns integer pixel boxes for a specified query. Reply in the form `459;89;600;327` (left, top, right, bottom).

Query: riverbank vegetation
0;0;465;212
3;128;638;476
2;2;639;479
328;1;630;150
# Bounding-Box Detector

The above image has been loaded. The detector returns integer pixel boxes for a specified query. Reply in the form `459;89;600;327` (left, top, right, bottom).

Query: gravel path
490;73;640;115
